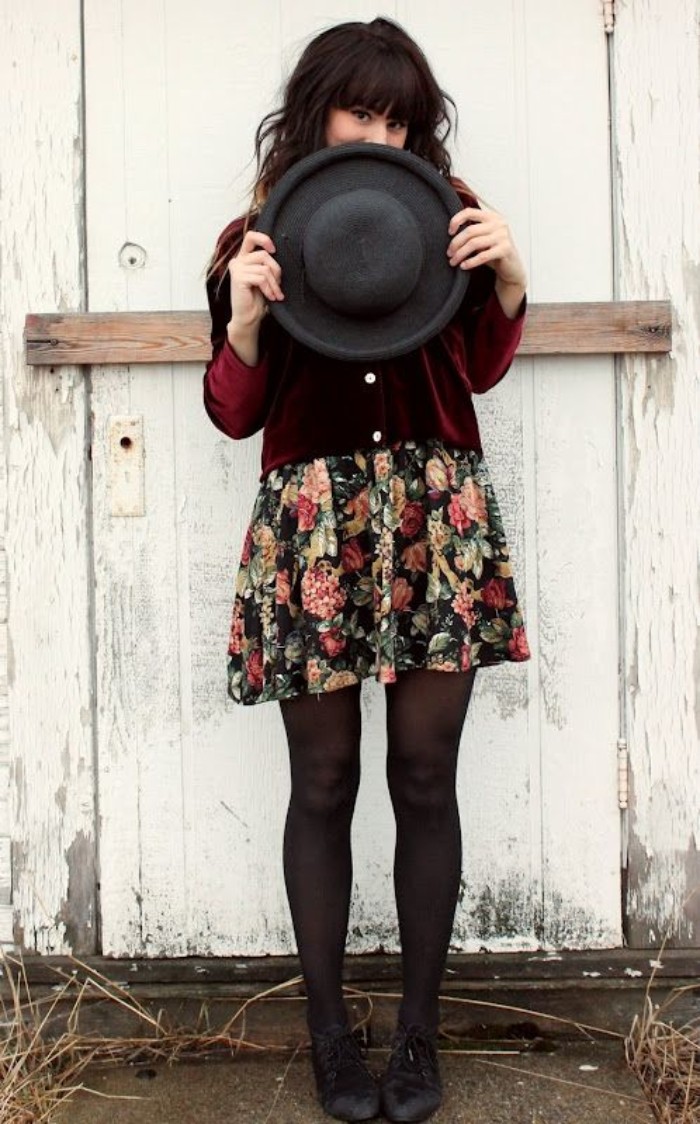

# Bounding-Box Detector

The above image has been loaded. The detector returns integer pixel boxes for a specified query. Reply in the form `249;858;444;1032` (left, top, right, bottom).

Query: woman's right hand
227;230;284;332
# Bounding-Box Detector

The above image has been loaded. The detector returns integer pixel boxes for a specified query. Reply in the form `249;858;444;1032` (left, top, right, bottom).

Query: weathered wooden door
85;0;621;957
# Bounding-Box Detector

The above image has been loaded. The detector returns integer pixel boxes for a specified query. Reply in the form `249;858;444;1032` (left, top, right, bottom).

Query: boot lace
390;1027;438;1077
314;1028;365;1079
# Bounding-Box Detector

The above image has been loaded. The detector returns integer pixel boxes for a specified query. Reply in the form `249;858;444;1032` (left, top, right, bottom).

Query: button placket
362;367;383;449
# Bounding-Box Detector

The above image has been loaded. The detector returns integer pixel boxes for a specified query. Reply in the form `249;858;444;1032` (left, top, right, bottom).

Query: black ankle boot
381;1024;442;1123
310;1024;380;1121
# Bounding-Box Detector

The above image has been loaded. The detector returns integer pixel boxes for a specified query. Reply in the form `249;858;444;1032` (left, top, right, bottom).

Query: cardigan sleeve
449;180;527;395
462;280;526;395
202;267;274;440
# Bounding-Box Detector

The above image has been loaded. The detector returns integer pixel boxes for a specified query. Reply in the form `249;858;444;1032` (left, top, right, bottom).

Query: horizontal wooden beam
3;950;696;1041
24;301;672;366
10;947;698;986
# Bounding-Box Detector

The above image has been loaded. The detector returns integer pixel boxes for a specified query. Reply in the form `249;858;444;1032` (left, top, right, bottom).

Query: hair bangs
334;45;429;126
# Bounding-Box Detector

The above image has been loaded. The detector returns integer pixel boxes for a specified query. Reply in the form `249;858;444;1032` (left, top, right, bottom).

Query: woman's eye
389;120;407;131
351;108;370;121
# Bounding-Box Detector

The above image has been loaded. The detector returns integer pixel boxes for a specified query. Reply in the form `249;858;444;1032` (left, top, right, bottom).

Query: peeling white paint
0;2;96;952
85;0;623;956
613;0;700;946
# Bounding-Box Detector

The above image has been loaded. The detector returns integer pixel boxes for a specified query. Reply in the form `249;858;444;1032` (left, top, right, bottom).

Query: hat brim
256;143;469;362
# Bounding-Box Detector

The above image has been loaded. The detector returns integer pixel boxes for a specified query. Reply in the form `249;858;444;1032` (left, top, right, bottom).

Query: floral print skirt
228;440;530;705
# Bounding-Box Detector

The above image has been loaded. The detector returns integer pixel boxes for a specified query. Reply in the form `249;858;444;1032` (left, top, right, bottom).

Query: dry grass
0;947;697;1122
0;952;314;1122
626;986;700;1123
0;953;99;1123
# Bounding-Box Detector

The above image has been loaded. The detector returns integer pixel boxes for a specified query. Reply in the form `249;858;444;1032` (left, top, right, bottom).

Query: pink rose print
246;648;264;690
460;479;488;524
508;627;530;661
447;493;471;535
320;627;346;658
240;526;253;566
297;493;319;532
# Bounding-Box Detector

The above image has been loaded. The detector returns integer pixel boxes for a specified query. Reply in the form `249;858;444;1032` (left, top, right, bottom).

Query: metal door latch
108;415;145;517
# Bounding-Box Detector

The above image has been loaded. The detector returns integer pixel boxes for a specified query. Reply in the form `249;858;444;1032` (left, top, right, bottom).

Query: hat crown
302;188;423;318
256;142;469;362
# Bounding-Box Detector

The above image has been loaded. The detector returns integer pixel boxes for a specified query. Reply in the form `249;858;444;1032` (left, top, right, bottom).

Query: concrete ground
56;1040;654;1124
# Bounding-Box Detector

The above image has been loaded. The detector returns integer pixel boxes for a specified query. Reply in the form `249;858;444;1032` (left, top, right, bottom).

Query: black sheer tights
279;669;476;1035
280;685;362;1033
386;668;476;1031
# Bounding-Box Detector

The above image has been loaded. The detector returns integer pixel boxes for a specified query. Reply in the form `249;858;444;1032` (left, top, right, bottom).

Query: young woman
204;17;529;1123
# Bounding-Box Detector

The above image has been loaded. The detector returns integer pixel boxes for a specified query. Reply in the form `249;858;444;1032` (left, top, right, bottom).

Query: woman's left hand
447;206;528;289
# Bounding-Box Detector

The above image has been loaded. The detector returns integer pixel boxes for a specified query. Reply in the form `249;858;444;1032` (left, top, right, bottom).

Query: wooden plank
524;0;621;948
85;0;192;958
1;0;98;955
0;981;683;1044
614;0;700;947
10;948;698;986
3;952;697;1042
523;300;671;354
0;981;663;1045
24;300;672;366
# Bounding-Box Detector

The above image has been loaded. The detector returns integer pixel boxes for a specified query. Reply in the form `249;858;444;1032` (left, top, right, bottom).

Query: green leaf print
310;524;337;560
479;618;511;644
428;632;452;654
427;571;442;603
411;606;430;634
284;632;305;663
248;553;265;588
382;505;402;532
352;577;374;607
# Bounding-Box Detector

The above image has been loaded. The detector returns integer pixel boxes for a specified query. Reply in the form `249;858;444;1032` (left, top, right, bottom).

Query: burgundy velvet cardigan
203;196;526;479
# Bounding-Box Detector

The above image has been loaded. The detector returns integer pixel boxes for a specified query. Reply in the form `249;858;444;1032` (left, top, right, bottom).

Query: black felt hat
256;143;469;362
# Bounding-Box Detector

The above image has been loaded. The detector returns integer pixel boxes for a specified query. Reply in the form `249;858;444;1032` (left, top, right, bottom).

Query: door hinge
603;0;615;33
617;739;629;809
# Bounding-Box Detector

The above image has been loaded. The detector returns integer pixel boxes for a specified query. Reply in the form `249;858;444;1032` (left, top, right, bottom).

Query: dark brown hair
208;17;458;279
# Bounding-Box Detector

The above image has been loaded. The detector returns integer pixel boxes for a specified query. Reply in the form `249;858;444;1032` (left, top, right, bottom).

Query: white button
365;371;376;384
372;430;382;443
